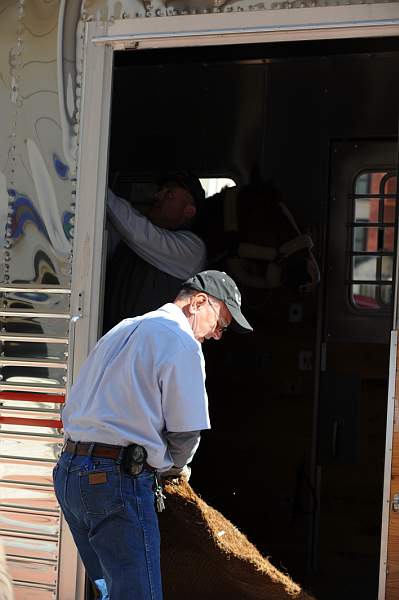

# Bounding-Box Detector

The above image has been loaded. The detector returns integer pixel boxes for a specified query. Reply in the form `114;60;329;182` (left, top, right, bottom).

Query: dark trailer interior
104;37;399;600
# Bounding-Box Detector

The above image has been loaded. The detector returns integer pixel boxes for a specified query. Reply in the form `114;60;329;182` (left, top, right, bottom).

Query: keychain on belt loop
154;472;166;512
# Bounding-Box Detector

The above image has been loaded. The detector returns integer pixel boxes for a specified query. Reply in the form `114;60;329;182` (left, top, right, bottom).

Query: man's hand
161;464;191;483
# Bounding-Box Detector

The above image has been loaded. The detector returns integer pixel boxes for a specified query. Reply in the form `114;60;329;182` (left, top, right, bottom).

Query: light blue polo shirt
62;304;210;471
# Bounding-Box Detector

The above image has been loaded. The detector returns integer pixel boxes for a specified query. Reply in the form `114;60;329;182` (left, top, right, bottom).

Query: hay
159;480;316;600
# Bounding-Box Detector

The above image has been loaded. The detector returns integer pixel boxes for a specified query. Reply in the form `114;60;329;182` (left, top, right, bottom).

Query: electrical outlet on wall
289;303;303;323
298;350;313;371
282;379;303;396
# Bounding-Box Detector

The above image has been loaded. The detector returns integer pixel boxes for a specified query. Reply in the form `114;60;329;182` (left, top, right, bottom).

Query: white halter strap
223;189;313;261
222;186;320;290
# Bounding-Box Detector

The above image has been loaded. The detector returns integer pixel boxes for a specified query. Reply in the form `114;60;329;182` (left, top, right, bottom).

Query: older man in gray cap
55;270;252;600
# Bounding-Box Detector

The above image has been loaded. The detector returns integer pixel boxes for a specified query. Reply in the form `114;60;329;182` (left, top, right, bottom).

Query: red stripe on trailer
0;391;65;403
0;416;63;428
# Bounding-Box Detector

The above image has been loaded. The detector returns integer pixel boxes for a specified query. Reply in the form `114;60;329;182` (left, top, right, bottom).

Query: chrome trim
0;384;65;394
0;429;63;439
13;580;56;588
0;311;70;319
0;409;62;421
0;335;68;344
0;358;67;369
0;457;61;478
0;429;64;440
0;503;58;516
0;455;59;465
0;482;60;513
378;329;397;600
1;480;54;490
93;17;399;46
2;425;61;437
0;286;71;294
10;559;57;591
0;508;60;538
10;577;57;592
91;5;399;50
12;580;56;595
66;315;80;393
58;26;112;600
0;406;61;414
3;533;59;561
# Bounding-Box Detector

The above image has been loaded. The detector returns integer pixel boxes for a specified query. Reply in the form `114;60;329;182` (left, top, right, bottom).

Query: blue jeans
53;451;163;600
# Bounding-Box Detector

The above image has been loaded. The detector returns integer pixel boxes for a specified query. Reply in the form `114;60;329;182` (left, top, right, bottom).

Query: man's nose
212;329;223;340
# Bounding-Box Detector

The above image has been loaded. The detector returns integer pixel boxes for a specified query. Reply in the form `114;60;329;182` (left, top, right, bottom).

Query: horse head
196;177;320;294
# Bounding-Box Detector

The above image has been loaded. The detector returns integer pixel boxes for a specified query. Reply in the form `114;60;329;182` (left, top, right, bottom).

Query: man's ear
184;203;196;220
190;292;207;312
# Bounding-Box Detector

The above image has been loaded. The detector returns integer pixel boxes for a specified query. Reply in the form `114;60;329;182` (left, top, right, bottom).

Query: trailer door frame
91;4;399;49
59;31;114;600
67;8;399;599
379;330;399;599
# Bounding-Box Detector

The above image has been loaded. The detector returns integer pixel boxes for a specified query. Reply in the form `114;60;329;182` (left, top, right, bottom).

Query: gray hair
175;288;221;305
175;288;197;301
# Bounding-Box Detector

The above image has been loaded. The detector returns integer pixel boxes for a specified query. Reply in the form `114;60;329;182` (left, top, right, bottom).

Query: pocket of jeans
79;465;124;515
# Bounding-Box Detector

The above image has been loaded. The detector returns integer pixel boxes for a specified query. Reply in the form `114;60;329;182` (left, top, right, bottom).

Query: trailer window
110;175;236;204
350;171;397;310
199;177;235;197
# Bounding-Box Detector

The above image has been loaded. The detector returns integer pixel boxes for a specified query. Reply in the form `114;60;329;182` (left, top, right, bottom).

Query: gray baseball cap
158;170;205;209
182;270;253;334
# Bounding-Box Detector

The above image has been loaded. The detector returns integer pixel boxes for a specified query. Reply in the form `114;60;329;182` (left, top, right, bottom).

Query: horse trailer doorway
74;29;399;600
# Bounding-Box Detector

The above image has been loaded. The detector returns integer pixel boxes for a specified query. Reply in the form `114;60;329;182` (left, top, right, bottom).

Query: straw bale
159;480;316;600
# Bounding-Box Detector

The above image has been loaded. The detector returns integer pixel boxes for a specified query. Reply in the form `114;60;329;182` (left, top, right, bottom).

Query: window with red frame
350;171;397;310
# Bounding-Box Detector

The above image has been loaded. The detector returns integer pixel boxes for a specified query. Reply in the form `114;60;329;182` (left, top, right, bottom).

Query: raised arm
107;189;206;279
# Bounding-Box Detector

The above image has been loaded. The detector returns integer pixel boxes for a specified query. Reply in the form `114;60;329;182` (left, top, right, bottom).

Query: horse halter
223;187;320;292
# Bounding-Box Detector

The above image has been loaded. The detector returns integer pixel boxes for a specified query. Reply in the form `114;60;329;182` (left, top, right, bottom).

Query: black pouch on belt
121;444;148;476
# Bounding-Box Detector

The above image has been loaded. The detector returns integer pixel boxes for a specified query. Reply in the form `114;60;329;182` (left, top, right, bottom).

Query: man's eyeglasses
208;298;229;334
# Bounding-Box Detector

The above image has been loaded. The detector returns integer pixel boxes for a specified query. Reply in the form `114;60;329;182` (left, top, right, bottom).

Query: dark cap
158;170;205;209
182;270;253;334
